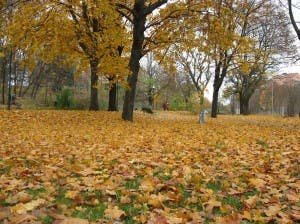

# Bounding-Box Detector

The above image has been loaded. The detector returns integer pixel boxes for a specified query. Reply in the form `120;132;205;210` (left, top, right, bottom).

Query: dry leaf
105;206;125;219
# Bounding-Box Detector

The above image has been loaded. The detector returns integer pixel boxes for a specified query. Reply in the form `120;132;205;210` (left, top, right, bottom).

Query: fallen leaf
105;206;125;219
205;200;222;213
249;178;266;188
264;205;281;217
140;178;156;192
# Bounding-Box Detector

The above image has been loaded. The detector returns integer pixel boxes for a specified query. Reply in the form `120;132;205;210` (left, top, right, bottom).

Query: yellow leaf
105;206;125;220
205;200;222;213
242;211;251;220
65;190;79;199
249;178;266;188
140;178;156;192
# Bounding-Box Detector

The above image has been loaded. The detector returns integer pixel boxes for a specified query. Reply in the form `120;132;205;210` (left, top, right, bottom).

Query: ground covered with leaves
0;110;299;224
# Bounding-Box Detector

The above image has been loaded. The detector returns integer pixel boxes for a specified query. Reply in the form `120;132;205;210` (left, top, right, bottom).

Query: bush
54;89;74;109
169;97;187;111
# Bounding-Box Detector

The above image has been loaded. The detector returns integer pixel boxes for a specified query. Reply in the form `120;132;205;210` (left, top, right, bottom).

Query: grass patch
123;177;141;190
54;189;73;206
219;195;243;211
73;204;106;221
256;140;268;148
206;180;222;193
38;215;54;224
189;200;203;211
243;189;259;198
120;203;144;217
154;168;172;181
26;188;47;199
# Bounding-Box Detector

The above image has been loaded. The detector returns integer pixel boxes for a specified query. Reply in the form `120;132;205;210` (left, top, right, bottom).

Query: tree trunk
122;12;146;121
7;49;13;110
211;88;219;118
240;95;250;115
108;46;123;111
13;63;17;95
108;79;117;111
1;58;6;104
211;61;228;118
89;59;99;111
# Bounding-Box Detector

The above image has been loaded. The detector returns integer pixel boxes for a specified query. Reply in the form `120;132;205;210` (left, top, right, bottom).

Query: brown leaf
264;205;281;217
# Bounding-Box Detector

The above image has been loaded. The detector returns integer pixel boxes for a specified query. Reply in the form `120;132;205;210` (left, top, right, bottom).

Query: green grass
123;177;141;190
73;204;106;221
256;139;268;148
54;189;73;206
38;215;54;224
26;188;47;199
219;195;243;211
206;180;222;192
243;189;259;197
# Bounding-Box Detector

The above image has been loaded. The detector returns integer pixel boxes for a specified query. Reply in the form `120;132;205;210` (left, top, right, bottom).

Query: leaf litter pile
0;111;299;224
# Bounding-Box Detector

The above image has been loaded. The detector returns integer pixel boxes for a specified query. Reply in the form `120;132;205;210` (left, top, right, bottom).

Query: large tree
116;0;187;121
226;1;295;115
116;0;170;121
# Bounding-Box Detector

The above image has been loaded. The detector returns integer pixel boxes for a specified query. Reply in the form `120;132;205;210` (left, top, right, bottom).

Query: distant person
162;101;169;111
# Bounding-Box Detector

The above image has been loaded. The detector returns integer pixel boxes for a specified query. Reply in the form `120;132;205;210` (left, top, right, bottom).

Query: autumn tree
192;0;269;118
173;44;212;109
226;1;295;115
116;0;188;121
8;0;128;110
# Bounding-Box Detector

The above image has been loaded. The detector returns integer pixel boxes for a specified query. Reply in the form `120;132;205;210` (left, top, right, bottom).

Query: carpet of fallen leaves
0;110;299;224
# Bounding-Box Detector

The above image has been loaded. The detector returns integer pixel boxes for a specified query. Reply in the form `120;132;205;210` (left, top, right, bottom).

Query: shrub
54;89;74;109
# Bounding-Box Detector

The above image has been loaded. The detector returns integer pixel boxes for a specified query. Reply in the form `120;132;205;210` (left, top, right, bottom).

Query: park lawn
0;110;299;223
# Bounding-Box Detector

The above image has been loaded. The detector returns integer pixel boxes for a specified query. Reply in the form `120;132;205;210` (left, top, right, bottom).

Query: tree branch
145;0;168;16
288;0;300;40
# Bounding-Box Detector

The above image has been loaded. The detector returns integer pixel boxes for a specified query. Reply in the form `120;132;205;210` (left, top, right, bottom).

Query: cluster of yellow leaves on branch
0;111;299;223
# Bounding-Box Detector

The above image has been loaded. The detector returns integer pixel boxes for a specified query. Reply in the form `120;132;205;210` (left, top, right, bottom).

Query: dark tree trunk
13;63;17;95
108;46;123;111
1;58;6;104
211;61;228;118
89;59;99;111
118;0;167;121
7;49;13;110
148;95;154;108
211;88;219;118
240;95;250;115
122;7;146;121
108;79;117;111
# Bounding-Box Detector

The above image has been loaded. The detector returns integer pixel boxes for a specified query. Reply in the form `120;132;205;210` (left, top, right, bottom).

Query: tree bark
211;60;228;118
122;5;146;121
89;59;99;111
1;57;6;104
108;46;123;111
108;78;117;111
7;49;13;110
240;95;250;115
211;87;219;118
